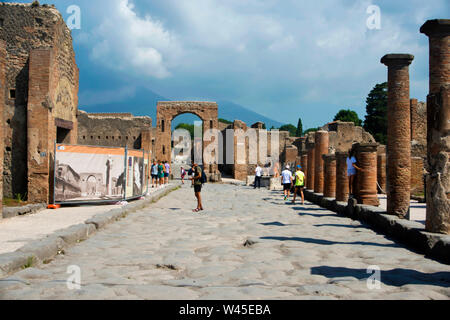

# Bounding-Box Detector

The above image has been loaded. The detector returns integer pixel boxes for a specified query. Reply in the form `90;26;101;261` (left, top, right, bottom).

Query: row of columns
299;19;449;234
302;134;380;206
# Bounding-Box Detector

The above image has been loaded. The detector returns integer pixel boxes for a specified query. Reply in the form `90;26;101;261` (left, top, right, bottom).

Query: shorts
347;170;356;177
283;183;291;191
151;174;158;179
194;184;202;193
294;185;305;190
164;172;169;178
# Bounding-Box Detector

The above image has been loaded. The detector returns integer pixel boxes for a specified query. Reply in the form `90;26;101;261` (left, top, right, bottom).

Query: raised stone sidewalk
0;183;180;278
303;190;450;264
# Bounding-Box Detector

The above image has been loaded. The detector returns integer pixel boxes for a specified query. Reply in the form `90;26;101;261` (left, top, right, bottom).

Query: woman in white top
347;149;363;197
281;165;293;201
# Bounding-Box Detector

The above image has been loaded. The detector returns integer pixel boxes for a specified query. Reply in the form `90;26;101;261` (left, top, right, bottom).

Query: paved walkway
1;184;449;300
0;185;171;254
378;195;426;224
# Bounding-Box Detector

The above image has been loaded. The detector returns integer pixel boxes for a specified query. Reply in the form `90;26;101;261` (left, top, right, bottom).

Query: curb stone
303;189;450;264
0;183;181;279
2;203;46;219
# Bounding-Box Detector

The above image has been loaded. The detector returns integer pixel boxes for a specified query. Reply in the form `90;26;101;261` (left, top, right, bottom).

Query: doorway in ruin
155;101;219;177
56;127;71;144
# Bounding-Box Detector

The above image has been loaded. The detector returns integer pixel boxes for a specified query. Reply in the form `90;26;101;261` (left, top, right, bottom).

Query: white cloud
74;0;448;125
79;0;181;79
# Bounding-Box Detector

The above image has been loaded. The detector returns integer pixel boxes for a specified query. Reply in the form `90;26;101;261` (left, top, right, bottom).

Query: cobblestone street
1;183;449;300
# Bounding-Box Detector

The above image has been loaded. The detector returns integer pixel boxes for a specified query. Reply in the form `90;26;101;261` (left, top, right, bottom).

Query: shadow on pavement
259;221;300;227
292;206;328;211
311;266;450;287
313;223;369;229
260;236;400;248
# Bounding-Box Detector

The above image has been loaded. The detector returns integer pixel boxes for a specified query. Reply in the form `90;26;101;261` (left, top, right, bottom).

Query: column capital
322;153;336;161
353;142;379;153
420;19;450;37
335;151;349;158
381;54;414;67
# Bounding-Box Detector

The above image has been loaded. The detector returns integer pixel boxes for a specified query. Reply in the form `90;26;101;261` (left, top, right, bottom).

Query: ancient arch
155;101;219;174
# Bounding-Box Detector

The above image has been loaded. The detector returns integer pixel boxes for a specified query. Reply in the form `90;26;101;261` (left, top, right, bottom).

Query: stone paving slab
0;184;179;278
0;183;449;300
0;185;173;255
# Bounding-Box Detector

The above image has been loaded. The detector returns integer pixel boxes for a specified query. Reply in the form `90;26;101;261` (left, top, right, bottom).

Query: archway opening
171;113;203;179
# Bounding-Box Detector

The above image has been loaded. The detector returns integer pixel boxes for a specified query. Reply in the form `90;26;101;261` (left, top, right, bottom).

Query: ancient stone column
301;152;308;178
314;130;329;194
420;20;450;233
336;151;349;202
381;53;414;217
377;153;387;194
306;141;315;191
323;154;336;198
0;41;5;218
353;143;379;206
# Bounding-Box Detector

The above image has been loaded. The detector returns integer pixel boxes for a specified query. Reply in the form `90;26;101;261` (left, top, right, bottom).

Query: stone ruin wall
410;99;427;195
77;111;152;153
0;2;79;200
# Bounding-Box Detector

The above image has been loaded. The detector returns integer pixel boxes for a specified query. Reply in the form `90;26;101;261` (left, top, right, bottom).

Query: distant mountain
80;86;285;129
216;100;285;129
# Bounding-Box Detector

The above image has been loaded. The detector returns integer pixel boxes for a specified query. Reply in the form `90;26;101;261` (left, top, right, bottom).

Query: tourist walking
281;165;293;200
192;163;204;212
164;161;171;184
292;165;306;205
151;160;158;188
254;164;263;189
180;167;186;184
347;150;362;197
157;161;165;186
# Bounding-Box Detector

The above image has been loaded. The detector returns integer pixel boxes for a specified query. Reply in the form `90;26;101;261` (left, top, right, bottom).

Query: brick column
323;154;336;198
381;54;414;217
353;143;379;206
0;41;5;218
306;142;315;191
410;99;418;141
27;49;54;204
300;152;308;178
336;151;349;202
314;130;329;194
377;153;387;193
420;20;450;234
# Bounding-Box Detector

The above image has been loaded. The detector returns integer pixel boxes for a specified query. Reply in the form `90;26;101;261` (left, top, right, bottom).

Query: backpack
201;169;207;184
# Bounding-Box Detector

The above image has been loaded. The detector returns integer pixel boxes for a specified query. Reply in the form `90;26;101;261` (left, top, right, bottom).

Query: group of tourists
253;150;362;205
281;165;306;205
150;160;171;188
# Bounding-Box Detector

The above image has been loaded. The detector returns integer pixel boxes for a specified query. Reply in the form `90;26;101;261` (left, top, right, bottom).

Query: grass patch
22;256;35;269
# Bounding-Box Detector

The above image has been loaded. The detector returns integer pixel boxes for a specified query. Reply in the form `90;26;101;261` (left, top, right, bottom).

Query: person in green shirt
192;163;204;212
292;165;306;205
157;161;165;186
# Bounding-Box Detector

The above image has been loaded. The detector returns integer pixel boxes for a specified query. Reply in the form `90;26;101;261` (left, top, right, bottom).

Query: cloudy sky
14;0;449;129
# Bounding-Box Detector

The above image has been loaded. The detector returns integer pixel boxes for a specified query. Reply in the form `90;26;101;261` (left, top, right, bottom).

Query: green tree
175;123;201;140
303;127;319;135
296;118;303;137
278;124;297;137
333;109;362;126
218;118;232;124
363;82;388;144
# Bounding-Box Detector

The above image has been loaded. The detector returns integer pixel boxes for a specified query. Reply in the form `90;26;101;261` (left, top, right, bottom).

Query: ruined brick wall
0;40;5;215
0;2;78;201
410;99;427;159
77;111;152;150
321;121;375;152
411;157;425;196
